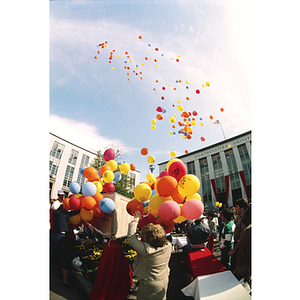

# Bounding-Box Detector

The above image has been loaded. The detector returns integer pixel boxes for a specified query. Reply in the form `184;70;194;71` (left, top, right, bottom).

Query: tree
89;145;134;198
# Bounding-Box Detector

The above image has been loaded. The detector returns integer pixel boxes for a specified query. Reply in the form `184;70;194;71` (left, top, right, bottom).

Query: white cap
196;214;206;220
52;200;62;210
57;190;64;195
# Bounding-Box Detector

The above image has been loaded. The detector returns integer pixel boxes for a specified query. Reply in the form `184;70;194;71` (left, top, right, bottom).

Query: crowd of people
50;189;251;299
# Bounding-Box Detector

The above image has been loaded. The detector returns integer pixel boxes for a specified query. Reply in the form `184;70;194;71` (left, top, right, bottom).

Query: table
181;270;251;300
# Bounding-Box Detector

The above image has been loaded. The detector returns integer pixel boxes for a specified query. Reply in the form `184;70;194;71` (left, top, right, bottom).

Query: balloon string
82;220;111;240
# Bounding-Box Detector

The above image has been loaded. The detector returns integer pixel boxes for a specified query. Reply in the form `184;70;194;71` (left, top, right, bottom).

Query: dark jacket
52;209;80;233
187;222;210;245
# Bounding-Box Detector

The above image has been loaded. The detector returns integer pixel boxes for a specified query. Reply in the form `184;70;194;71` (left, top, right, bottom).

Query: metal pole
219;122;226;140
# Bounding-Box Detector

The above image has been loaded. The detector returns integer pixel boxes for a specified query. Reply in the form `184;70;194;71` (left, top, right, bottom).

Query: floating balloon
107;160;118;171
156;218;174;234
134;183;152;202
200;137;205;141
120;162;130;173
147;155;155;164
156;176;178;197
69;195;81;210
93;192;104;205
206;82;210;86
151;119;157;125
99;197;115;213
146;172;156;184
177;105;184;111
215;202;220;207
170;151;176;157
169;117;176;123
148;194;172;217
80;208;94;221
219;203;223;208
126;200;144;216
158;201;180;221
168;160;187;182
68;214;81;225
69;182;80;195
83;167;99;181
220;108;224;112
103;182;115;193
209;115;213;120
141;148;149;156
159;170;169;178
82;182;97;197
81;196;96;210
130;164;136;171
195;89;200;94
101;169;114;183
181;198;204;220
166;158;181;171
156;114;163;120
178;174;200;196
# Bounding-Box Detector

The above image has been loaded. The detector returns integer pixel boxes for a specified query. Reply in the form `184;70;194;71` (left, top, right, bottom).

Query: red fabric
210;179;218;201
207;234;215;253
239;170;249;200
185;248;226;277
225;175;230;204
89;240;133;300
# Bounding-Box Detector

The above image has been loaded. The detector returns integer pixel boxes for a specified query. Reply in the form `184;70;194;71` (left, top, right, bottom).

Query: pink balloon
156;106;163;112
104;148;115;162
181;199;204;220
158;200;180;221
159;170;169;178
168;161;187;181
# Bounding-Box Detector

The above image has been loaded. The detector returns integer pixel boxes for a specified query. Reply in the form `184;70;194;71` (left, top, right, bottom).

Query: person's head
235;198;249;216
57;189;64;202
141;223;167;248
221;208;233;224
194;214;206;224
207;211;215;220
241;205;251;227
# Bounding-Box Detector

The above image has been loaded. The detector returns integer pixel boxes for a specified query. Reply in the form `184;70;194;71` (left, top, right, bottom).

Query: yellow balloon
147;155;155;164
134;183;152;202
143;206;149;214
120;162;130;173
170;151;176;157
215;202;219;206
191;120;196;126
206;82;210;86
148;194;172;217
107;160;118;171
100;178;105;185
186;193;201;201
151;125;156;130
102;170;114;183
151;119;157;125
169;117;176;123
74;193;82;198
146;172;155;183
93;181;103;193
80;208;94;222
178;174;200;196
177;105;184;111
219;203;223;208
68;214;81;225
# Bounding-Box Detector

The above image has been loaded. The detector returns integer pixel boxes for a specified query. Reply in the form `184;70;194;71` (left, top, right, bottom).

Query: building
49;133;140;199
158;130;251;211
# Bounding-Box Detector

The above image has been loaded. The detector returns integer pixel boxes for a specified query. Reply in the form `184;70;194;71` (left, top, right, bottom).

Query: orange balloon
80;208;94;222
156;176;178;197
83;167;98;181
126;200;144;216
92;204;105;218
93;192;104;205
141;147;149;156
63;198;71;210
156;114;163;120
130;164;136;171
81;196;96;210
171;189;185;204
100;164;111;175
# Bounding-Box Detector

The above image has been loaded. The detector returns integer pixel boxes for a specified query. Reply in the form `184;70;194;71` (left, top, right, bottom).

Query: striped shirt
220;220;236;249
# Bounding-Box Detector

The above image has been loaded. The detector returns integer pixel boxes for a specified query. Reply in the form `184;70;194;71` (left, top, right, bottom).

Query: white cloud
49;114;137;154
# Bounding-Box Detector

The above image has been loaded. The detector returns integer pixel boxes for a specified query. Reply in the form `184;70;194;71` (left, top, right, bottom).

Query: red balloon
200;137;205;141
126;200;144;216
181;199;204;220
138;213;156;229
104;148;115;162
156;176;178;197
158;201;180;221
168;161;187;181
158;170;169;178
103;182;115;193
156;218;174;234
69;195;81;210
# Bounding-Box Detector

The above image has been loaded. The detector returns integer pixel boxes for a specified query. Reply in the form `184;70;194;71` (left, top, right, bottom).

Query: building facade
158;131;251;211
49;133;140;199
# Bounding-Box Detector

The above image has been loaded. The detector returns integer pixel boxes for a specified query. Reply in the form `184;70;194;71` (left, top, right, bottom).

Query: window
49;157;60;179
199;158;211;204
238;144;251;186
50;141;64;159
212;154;225;193
187;161;195;175
63;165;74;188
68;149;79;166
77;154;90;186
225;149;240;189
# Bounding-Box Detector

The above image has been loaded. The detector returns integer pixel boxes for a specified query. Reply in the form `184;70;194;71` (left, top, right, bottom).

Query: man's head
235;198;249;216
57;189;64;202
221;208;233;224
207;211;215;220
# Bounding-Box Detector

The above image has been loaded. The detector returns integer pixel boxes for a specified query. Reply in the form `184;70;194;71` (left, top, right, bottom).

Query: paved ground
49;234;222;300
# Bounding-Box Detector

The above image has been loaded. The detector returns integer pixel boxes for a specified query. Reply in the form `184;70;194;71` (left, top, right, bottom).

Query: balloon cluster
215;201;223;209
65;149;135;225
126;158;204;233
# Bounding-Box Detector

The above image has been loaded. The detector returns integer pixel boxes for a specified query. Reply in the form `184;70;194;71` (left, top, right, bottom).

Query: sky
49;0;252;182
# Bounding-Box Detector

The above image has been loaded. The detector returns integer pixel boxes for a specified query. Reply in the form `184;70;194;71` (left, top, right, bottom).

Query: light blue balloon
80;166;87;176
82;182;97;197
114;172;121;182
162;108;167;113
99;198;115;213
69;181;80;194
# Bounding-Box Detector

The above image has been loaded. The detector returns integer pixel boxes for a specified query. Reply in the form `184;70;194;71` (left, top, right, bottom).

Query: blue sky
49;0;251;181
